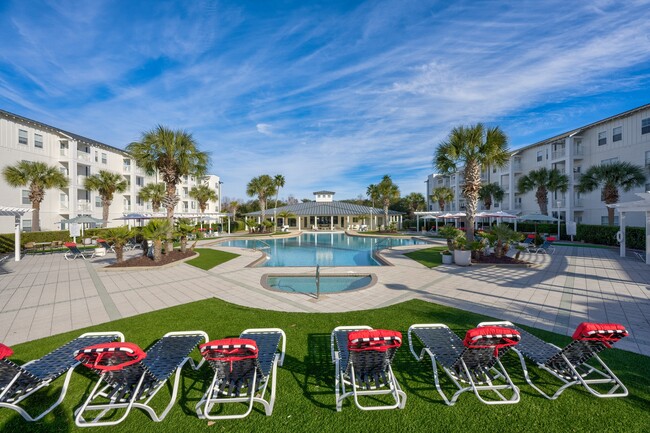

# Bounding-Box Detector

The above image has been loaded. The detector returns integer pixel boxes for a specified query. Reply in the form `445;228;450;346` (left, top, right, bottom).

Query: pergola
608;192;650;264
0;206;33;262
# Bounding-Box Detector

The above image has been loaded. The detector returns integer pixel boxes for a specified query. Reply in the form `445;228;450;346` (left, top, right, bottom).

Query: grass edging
185;248;239;270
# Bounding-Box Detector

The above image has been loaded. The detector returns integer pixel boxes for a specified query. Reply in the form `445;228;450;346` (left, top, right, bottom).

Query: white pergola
609;192;650;265
0;206;33;262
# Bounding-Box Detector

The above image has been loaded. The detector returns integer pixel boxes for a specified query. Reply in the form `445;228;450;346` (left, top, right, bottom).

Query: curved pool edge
260;272;378;295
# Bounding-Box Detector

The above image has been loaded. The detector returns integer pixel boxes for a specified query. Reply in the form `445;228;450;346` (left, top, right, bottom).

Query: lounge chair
331;326;406;411
74;331;208;426
0;332;124;421
64;242;96;260
407;324;521;405
479;321;628;399
195;328;286;420
634;251;646;262
528;240;555;254
96;239;115;253
123;238;142;251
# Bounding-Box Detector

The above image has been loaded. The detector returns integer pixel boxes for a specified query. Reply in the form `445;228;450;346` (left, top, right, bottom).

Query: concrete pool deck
0;239;648;356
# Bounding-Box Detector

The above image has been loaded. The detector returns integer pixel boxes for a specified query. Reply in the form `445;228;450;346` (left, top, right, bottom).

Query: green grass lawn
186;248;239;270
554;242;612;249
404;246;447;268
2;298;648;432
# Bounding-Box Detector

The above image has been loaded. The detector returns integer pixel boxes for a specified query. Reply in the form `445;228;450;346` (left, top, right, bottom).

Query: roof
608;192;650;212
245;201;404;217
513;102;650;154
313;190;336;195
0;109;129;156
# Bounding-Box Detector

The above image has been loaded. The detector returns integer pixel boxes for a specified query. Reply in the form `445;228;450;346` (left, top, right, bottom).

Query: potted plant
438;225;464;251
441;250;453;264
453;236;472;266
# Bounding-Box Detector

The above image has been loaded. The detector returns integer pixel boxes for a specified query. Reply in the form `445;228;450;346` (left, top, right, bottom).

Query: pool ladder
253;240;272;258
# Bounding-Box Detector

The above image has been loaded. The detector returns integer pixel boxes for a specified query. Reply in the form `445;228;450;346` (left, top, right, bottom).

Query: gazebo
0;206;33;262
608;192;650;264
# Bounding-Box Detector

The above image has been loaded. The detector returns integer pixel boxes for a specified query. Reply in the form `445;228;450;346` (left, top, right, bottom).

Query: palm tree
435;124;509;242
228;200;239;219
376;175;400;231
246;175;276;227
277;210;296;228
430;186;454;211
174;219;195;253
404;192;426;217
142;218;171;262
366;184;379;230
478;183;505;210
189;183;217;229
2;161;69;231
272;174;285;231
104;225;133;263
577;161;647;225
84;170;128;227
127;125;209;253
138;183;166;212
517;168;569;215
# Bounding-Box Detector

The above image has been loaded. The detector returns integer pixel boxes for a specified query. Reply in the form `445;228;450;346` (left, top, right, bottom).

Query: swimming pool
262;274;375;294
219;232;427;267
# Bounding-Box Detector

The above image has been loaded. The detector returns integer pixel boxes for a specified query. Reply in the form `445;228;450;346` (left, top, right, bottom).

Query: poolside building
0;109;222;233
245;191;404;230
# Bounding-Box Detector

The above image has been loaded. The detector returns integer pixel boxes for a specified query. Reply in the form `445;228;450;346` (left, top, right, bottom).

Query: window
18;129;28;145
94;151;99;162
136;176;144;187
191;201;196;209
22;219;32;232
21;190;30;205
612;126;622;142
536;151;543;162
601;157;619;165
101;153;107;164
601;216;619;225
598;131;606;146
95;196;102;208
646;151;650;168
34;133;43;148
642;117;650;134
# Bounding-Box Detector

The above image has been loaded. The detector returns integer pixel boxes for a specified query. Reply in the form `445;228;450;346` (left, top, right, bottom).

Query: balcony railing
77;175;87;186
77;152;90;162
553;199;566;208
512;162;522;172
59;202;69;211
123;165;131;172
514;203;522;209
60;149;68;158
573;173;582;181
77;201;91;212
573;147;584;157
123;205;132;212
551;149;566;159
574;199;584;207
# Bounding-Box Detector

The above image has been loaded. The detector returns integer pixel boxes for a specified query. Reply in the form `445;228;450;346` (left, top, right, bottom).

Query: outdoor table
34;242;52;254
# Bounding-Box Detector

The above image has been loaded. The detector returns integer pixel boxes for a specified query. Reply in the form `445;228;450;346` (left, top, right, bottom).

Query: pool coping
260;272;378;296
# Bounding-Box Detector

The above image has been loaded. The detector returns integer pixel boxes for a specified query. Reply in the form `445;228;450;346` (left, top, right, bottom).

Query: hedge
0;227;143;253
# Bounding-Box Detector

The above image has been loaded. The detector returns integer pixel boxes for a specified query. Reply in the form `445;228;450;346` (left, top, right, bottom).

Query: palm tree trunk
153;240;163;262
180;237;187;253
536;187;548;215
165;183;175;254
32;201;41;232
607;205;616;225
115;246;124;263
463;161;481;242
102;202;110;228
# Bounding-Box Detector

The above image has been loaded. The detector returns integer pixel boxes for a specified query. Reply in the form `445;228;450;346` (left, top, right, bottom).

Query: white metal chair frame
74;331;208;427
331;325;406;412
478;321;628;400
0;332;125;422
407;323;520;406
195;328;286;420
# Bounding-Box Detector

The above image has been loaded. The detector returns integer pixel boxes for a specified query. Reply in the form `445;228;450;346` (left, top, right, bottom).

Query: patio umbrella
518;213;557;233
61;215;104;240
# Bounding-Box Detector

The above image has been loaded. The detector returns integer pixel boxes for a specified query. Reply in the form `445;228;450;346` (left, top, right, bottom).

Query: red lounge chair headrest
348;329;402;352
97;239;105;243
546;237;556;242
65;242;77;247
527;234;536;239
463;327;521;353
199;338;258;361
74;342;146;371
572;323;628;347
0;343;13;360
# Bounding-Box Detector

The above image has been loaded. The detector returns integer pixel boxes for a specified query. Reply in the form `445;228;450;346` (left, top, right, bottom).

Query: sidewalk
0;242;648;356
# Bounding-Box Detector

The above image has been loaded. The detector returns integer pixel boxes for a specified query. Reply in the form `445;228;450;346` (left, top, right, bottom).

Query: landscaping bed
107;250;197;268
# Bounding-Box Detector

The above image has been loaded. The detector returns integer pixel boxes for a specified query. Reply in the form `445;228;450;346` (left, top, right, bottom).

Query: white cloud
256;123;273;136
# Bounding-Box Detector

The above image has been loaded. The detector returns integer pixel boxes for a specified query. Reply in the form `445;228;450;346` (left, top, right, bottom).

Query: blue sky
2;0;650;202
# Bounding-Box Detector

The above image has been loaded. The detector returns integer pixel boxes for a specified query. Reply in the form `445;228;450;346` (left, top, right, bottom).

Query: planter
453;250;472;266
441;254;453;265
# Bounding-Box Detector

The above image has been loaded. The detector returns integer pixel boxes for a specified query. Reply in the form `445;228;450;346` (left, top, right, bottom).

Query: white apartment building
425;103;650;227
0;109;221;233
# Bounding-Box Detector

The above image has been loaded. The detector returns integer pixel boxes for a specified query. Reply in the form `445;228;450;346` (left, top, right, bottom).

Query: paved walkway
0;240;648;356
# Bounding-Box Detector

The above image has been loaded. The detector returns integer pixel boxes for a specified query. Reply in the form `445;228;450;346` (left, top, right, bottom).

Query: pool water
220;232;426;267
265;275;373;293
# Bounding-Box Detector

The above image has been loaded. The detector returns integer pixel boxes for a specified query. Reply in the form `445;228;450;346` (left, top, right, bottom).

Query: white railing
59;202;69;211
77;152;90;162
574;199;584;207
551;149;566;159
511;162;522;172
123;165;131;172
573;147;584;157
77;201;91;212
60;149;68;157
573;173;582;181
77;175;87;186
123;205;132;212
514;203;522;209
553;199;566;208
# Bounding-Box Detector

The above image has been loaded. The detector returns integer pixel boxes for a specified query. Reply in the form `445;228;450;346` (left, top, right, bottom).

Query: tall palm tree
84;170;128;227
577;161;647;225
2;161;69;231
517;168;569;215
404;192;426;217
376;175;400;231
127;125;209;253
138;183;166;212
189;183;217;220
366;184;379;230
478;183;505;210
273;174;285;230
435;124;509;242
430;186;454;211
246;175;276;226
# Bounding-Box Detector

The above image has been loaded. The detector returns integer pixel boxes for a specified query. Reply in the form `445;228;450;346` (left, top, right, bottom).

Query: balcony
77;152;91;162
59;148;69;159
574;199;584;208
59;202;69;211
573;173;582;182
511;161;523;172
553;199;566;208
551;149;566;160
573;146;584;159
123;165;131;172
77;201;91;212
514;202;522;209
77;175;87;186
